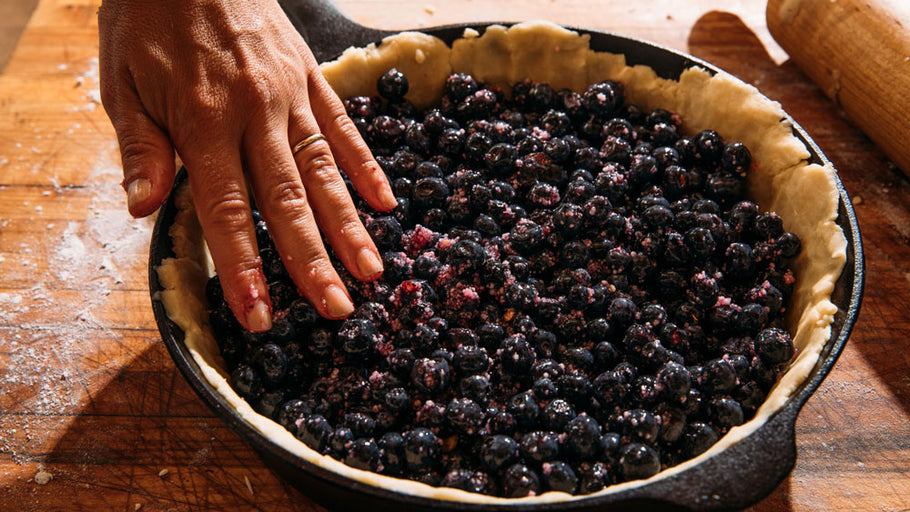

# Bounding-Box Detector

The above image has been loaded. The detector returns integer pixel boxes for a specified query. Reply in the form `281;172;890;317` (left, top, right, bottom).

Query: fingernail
246;299;272;332
357;247;383;277
378;181;398;210
324;284;354;318
127;178;151;211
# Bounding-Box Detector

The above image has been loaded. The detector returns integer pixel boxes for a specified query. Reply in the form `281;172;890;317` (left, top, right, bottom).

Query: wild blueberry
402;428;440;471
618;443;661;481
564;413;603;461
502;463;541;498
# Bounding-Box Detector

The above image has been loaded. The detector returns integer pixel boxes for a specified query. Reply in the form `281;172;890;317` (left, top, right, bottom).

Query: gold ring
292;133;326;154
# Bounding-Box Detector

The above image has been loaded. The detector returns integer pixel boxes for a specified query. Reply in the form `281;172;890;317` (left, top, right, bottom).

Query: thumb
113;106;177;218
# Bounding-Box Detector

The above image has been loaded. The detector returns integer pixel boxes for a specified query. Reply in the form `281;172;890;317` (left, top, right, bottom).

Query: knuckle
297;252;334;282
264;179;309;212
338;217;367;240
329;112;360;139
185;89;224;126
296;142;336;177
199;191;250;232
117;134;162;172
220;256;264;287
238;68;284;116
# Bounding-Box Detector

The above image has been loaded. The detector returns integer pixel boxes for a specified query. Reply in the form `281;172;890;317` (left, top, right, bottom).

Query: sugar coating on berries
206;71;803;498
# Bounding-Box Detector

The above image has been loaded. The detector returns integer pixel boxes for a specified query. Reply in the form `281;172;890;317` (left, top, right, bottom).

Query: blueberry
608;297;638;329
506;390;541;428
297;415;333;452
755;327;795;365
722;141;751;175
618;443;661;481
540;109;573;137
680;422;719;459
699;358;739;394
693;130;724;163
465;131;493;163
748;281;785;316
600;432;622;467
655;361;691;404
502;463;541;498
384;387;410;413
628;154;659;188
583;81;624;118
453;345;491;375
411;357;452;395
754;212;784;240
251;343;287;385
601;135;632;164
440;469;494;494
344;95;378;118
480;434;520;472
486;410;518;435
371;115;406;146
539;399;575;432
377;68;409;102
776;232;802;259
619;409;660;445
367;216;403;250
448;239;486;275
413;176;450;209
556;373;593;408
445;73;480;101
230;364;261;399
342;412;377;439
329;426;355;458
708;396;745;432
402;428;440;471
577;461;611;493
564;413;603;461
499;336;536;375
446;397;486;435
276;399;312;434
252;389;285;419
542;461;578;494
378;432;406;475
306;326;335;358
336;318;379;357
437;127;466;157
458;374;492;406
685;227;716;261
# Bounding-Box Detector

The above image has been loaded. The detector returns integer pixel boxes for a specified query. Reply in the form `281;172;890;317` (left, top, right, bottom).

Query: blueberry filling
207;71;800;498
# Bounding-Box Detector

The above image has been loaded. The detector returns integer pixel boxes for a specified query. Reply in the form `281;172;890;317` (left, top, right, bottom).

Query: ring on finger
292;133;326;155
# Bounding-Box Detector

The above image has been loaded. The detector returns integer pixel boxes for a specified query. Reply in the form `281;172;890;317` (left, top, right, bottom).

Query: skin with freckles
98;0;398;331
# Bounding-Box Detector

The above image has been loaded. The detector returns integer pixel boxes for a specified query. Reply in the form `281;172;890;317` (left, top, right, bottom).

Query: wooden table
1;1;907;510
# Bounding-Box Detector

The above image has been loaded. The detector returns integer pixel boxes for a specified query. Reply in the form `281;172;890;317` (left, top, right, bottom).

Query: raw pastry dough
156;21;847;504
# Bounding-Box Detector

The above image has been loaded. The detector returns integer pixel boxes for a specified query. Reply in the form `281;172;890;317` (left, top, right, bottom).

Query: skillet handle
278;0;393;62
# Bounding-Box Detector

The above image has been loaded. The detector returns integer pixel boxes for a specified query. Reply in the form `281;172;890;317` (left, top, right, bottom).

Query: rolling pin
767;0;910;173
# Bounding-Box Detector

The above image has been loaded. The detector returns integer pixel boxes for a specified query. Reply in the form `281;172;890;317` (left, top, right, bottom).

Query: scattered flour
0;116;153;470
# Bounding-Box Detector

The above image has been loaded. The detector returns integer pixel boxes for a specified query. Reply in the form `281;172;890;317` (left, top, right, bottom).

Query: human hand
98;0;397;331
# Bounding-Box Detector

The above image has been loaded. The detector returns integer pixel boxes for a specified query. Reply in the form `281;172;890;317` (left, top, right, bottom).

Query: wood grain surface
0;1;908;511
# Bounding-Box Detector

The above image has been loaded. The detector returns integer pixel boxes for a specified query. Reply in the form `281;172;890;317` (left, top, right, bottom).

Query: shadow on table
3;342;323;511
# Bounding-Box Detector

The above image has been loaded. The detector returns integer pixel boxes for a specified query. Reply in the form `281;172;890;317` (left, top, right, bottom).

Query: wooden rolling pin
767;0;910;173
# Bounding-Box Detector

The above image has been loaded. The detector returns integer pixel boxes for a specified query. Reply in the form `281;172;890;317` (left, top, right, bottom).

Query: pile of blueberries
206;68;801;498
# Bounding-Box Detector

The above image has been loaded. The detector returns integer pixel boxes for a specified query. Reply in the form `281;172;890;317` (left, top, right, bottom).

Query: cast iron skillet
149;0;865;509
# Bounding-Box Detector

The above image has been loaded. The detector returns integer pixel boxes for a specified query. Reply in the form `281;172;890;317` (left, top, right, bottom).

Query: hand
98;0;397;331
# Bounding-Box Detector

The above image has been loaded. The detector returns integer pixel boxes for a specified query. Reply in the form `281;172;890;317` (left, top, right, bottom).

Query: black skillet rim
148;20;864;512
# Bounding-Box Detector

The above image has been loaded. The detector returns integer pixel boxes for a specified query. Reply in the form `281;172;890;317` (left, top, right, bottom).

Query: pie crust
155;21;847;504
